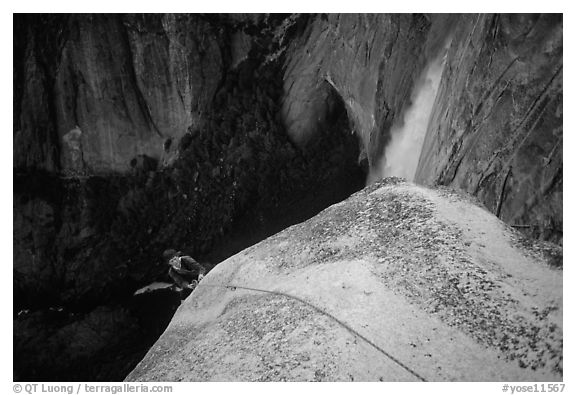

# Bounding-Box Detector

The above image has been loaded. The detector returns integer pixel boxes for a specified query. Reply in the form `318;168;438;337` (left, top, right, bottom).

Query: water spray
368;42;451;184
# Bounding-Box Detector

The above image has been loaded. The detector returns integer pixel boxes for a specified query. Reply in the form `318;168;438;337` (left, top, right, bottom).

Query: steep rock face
15;14;224;174
416;14;563;243
282;14;457;166
13;14;255;307
282;14;424;161
13;13;563;381
13;13;228;307
14;14;370;311
281;14;562;243
14;15;563;276
127;180;562;381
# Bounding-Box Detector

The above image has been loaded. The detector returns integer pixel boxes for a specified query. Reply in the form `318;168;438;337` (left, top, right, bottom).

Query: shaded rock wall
14;13;370;312
13;13;562;381
15;14;562;247
281;13;562;244
14;14;369;381
415;14;563;243
13;14;248;308
281;14;457;166
15;14;224;175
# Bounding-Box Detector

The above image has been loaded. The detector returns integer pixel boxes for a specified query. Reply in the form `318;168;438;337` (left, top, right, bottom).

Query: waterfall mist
368;47;448;184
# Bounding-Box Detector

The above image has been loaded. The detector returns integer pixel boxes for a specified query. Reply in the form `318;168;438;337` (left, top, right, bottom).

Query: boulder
127;180;562;381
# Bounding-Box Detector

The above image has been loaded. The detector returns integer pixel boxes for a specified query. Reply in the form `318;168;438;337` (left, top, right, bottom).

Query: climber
163;249;206;292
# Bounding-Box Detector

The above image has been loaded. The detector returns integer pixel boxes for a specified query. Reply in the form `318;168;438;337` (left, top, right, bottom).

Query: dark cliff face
13;14;366;380
14;14;224;174
14;14;365;309
281;13;562;244
281;14;446;163
13;13;562;381
416;14;562;244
